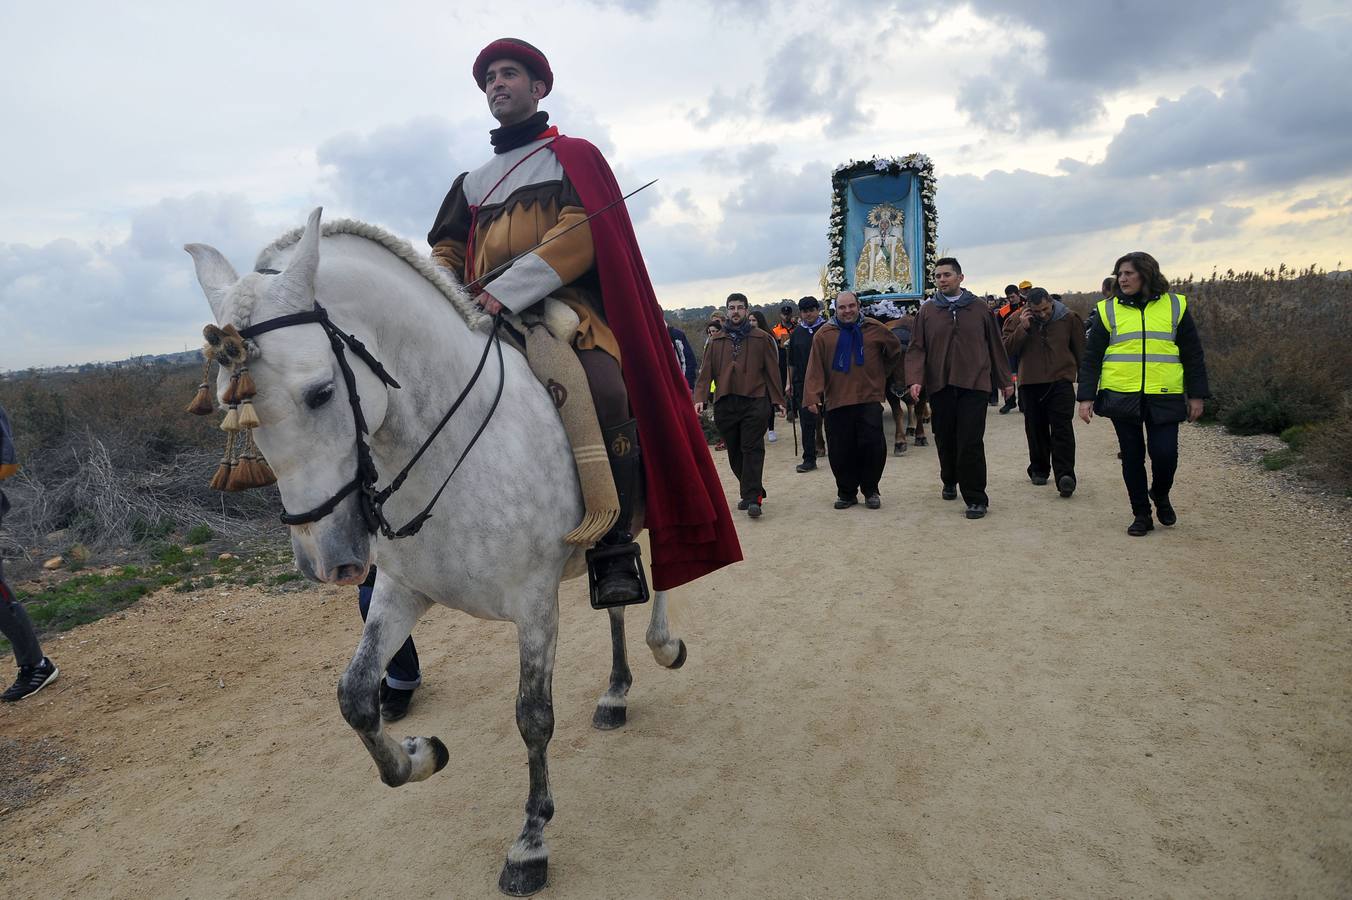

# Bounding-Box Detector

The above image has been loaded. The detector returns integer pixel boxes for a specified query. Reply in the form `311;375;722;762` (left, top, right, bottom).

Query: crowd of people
684;251;1209;536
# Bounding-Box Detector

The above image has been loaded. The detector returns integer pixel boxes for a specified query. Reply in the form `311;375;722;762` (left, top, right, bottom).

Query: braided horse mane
238;218;489;332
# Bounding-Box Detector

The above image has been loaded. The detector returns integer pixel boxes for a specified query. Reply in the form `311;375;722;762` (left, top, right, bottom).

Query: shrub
185;523;213;545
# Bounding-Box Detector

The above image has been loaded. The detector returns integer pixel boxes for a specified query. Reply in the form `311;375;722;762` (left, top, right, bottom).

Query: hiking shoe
1127;515;1155;536
1151;490;1177;526
914;435;928;446
737;498;749;510
767;430;778;443
2;658;59;702
833;496;858;509
965;503;988;519
795;461;817;473
1029;472;1049;486
941;484;957;501
893;442;907;456
1057;475;1076;498
379;680;414;722
999;399;1016;414
747;502;762;518
865;493;881;509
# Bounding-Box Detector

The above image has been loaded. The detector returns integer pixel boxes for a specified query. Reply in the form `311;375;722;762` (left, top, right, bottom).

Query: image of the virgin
842;172;919;295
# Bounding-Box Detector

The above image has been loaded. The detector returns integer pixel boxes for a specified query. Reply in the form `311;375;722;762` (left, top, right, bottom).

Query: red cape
550;135;742;590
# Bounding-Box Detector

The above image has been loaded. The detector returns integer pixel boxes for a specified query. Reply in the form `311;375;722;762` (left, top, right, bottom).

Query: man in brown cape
802;291;903;510
906;257;1013;519
694;293;784;519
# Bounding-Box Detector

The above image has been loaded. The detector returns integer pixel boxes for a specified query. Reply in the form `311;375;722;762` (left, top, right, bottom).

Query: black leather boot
587;419;649;609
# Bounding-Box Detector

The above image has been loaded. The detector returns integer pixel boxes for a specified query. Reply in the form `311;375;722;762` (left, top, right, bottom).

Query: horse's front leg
337;592;447;787
645;590;687;670
499;607;559;897
592;606;632;730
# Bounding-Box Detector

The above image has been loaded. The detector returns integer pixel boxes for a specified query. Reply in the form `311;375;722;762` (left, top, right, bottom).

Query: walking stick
790;396;799;456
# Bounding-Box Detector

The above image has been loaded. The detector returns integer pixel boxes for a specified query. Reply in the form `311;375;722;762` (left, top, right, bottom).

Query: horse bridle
238;287;505;540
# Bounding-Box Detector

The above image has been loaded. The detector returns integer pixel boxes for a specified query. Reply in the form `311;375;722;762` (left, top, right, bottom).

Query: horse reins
239;284;505;540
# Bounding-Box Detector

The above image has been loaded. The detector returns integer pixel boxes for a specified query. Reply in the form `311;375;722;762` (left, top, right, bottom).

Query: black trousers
0;507;44;669
713;395;770;502
1111;410;1179;516
824;402;886;499
792;383;820;463
1020;380;1076;483
928;386;991;506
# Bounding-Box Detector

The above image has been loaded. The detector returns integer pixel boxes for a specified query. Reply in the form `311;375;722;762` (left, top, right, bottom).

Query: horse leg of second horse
593;606;631;729
500;610;559;896
337;592;446;787
645;590;686;669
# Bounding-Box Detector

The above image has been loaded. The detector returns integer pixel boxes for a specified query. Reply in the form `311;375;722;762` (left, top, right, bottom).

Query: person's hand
807;403;819;414
476;290;504;316
1187;398;1204;422
1019;306;1034;325
1078;400;1094;424
1002;385;1015;400
909;383;921;401
694;401;705;415
785;382;794;398
774;404;785;417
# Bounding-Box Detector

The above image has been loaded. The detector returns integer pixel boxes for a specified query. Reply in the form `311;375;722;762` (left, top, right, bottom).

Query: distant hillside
2;349;203;380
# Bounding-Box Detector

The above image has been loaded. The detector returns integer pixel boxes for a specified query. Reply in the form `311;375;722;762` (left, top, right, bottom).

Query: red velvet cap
473;38;553;97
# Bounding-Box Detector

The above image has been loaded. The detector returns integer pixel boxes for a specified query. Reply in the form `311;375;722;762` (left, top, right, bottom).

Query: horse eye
306;385;335;410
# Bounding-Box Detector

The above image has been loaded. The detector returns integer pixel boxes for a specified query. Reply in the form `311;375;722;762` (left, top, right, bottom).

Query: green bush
1262;449;1298;470
1222;396;1296;436
184;523;213;545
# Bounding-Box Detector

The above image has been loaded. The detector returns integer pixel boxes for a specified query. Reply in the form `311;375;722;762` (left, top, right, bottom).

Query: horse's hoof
669;639;688;670
592;703;627;730
429;736;450;773
499;857;548;896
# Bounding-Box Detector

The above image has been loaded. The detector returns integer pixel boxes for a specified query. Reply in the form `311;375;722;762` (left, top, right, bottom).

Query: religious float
824;154;936;318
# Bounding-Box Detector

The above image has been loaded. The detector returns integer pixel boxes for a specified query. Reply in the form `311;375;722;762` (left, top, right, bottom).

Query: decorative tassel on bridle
194;323;277;492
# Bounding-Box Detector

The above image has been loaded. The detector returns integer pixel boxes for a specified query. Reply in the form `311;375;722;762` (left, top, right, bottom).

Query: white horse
186;208;686;896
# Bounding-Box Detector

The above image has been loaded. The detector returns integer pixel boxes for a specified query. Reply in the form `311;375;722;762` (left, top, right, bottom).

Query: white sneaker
767;430;778;443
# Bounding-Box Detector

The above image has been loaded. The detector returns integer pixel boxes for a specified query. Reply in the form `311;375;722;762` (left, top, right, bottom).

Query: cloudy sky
3;0;1349;369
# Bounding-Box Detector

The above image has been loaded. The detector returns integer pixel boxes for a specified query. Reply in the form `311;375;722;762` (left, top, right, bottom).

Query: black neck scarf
490;111;551;154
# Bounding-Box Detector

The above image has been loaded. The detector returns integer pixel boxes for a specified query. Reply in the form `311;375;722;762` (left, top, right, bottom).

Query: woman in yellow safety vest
1077;251;1210;536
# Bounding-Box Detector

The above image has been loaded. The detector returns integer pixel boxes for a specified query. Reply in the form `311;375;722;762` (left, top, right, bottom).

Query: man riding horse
428;38;740;602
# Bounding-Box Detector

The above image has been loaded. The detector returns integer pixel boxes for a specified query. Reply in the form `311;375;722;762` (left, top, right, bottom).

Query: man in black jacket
784;296;828;472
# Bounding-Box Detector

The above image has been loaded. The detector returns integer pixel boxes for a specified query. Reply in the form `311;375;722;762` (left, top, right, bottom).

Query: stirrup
586;541;650;609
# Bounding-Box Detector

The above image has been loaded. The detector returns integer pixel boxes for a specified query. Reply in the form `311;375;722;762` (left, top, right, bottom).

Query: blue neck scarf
831;317;865;373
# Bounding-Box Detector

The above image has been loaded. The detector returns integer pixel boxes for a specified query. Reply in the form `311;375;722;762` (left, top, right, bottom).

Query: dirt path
3;411;1349;899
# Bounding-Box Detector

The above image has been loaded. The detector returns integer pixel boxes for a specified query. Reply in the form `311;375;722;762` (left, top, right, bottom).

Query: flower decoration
825;154;937;300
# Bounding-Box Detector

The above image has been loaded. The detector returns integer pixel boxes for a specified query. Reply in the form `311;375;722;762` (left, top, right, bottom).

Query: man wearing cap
427;38;740;601
784;296;827;472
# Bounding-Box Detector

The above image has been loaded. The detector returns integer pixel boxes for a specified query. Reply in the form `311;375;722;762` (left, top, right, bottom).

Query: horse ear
273;207;323;311
184;243;239;322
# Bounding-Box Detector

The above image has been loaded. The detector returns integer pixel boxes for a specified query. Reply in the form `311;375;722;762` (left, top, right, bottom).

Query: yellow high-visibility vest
1097;293;1186;395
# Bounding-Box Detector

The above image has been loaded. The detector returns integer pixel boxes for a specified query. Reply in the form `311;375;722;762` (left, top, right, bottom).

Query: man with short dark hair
695;294;785;518
427;38;740;599
785;296;827;472
803;291;903;509
1003;287;1085;496
906;257;1013;519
